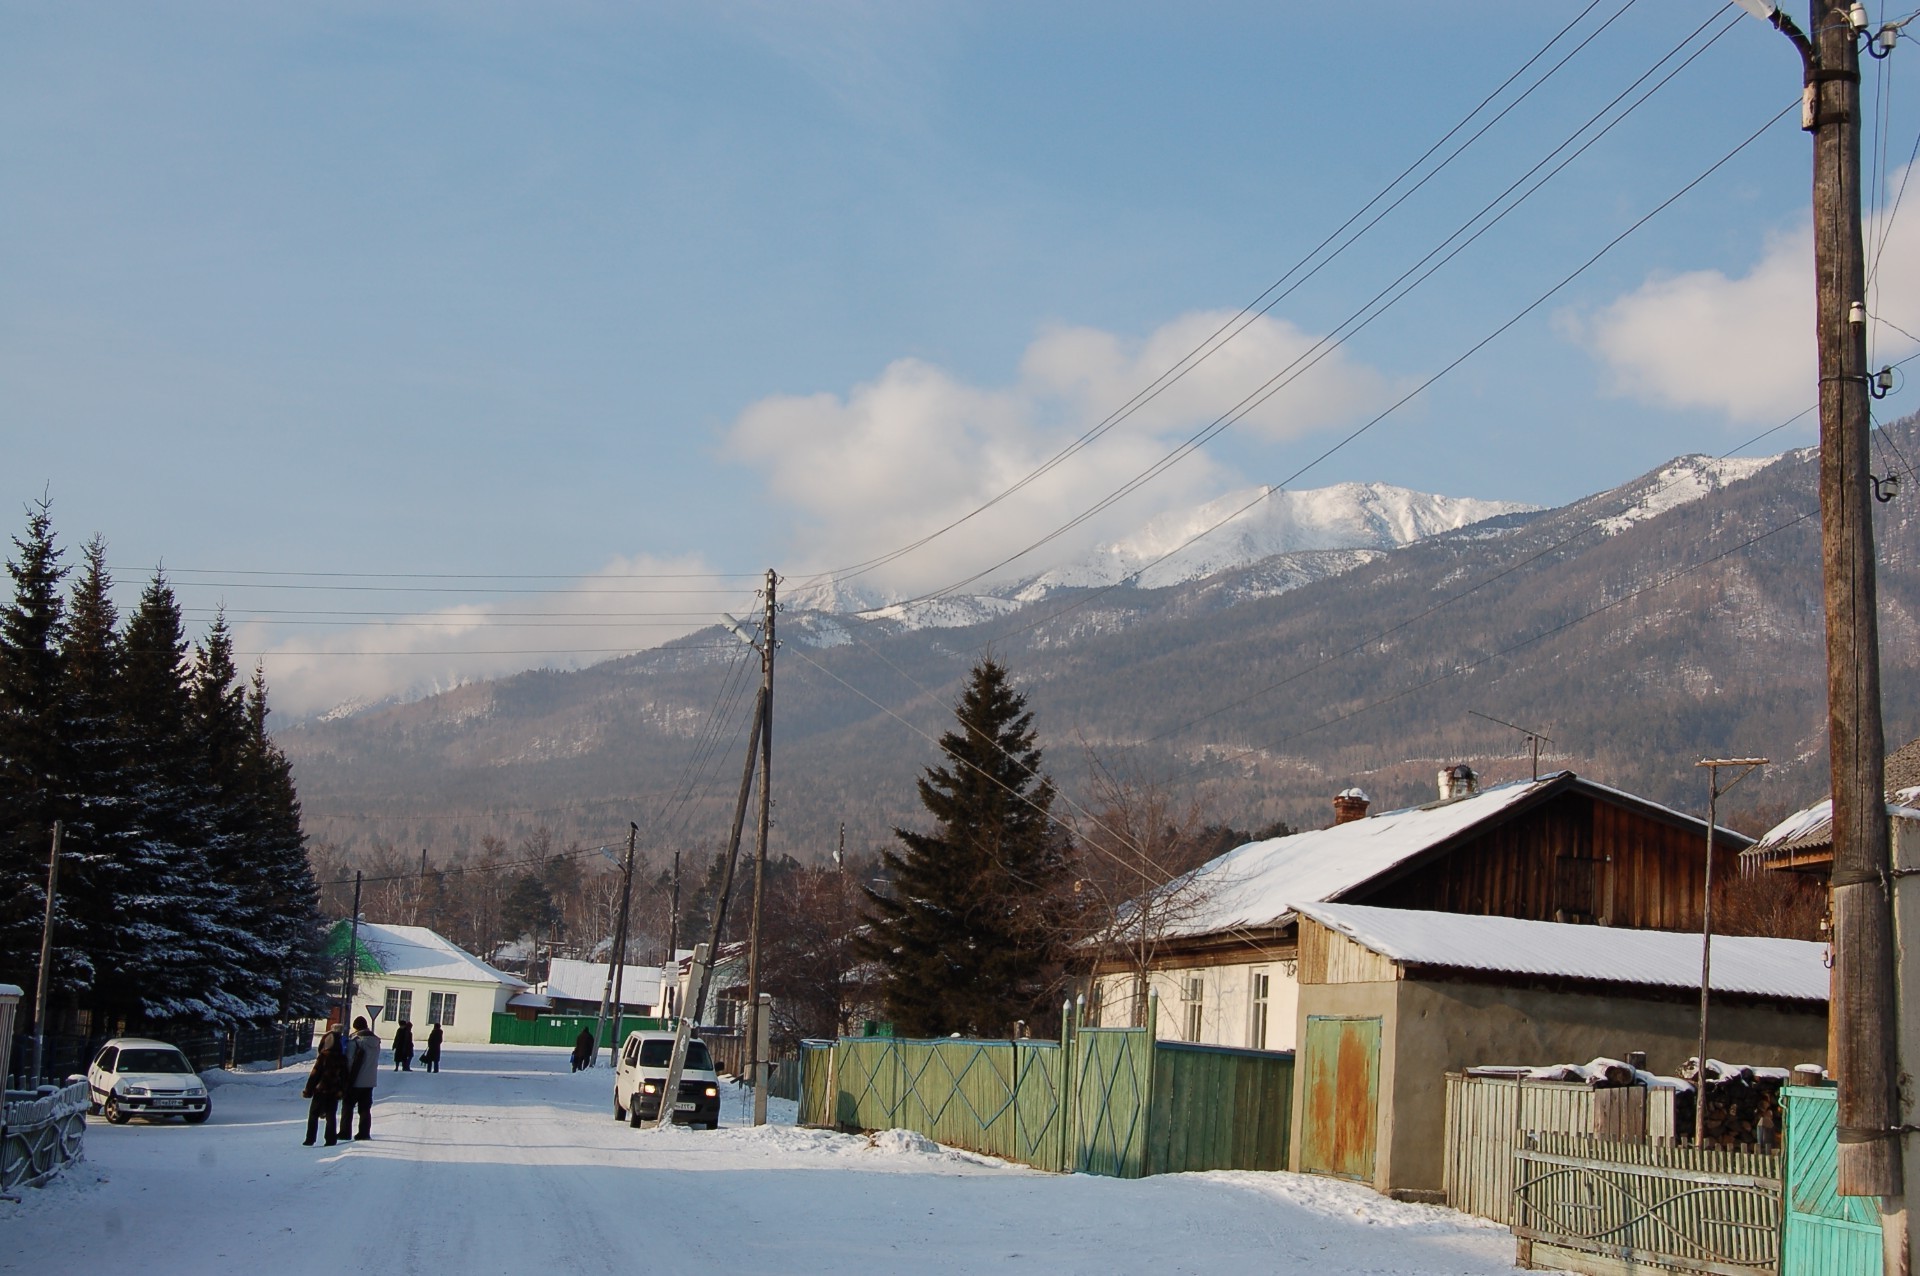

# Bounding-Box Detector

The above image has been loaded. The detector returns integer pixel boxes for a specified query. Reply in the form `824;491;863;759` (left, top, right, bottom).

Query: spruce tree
239;665;329;1019
117;572;258;1023
60;536;148;1026
858;658;1071;1037
0;499;74;999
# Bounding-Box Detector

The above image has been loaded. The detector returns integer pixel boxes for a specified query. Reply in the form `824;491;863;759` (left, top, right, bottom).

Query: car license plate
154;1100;181;1108
673;1101;695;1112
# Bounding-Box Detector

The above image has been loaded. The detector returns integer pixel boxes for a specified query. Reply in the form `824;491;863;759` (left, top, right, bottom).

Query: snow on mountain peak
1020;481;1536;594
1596;454;1783;535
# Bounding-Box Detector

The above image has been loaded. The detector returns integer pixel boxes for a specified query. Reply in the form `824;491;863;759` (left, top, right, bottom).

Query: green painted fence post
1144;989;1159;1178
1062;997;1076;1173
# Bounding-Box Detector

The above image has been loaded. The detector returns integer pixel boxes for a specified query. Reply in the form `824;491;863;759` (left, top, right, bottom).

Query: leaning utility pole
654;683;765;1127
28;821;62;1084
745;568;776;1127
593;823;638;1067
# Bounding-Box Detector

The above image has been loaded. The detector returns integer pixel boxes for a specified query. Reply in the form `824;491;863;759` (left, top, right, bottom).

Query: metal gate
1781;1086;1882;1276
1298;1015;1380;1183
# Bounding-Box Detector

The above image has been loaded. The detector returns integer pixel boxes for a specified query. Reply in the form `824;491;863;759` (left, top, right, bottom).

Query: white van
613;1030;721;1129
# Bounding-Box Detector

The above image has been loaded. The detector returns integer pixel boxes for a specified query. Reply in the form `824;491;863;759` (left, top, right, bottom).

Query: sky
6;1;1919;716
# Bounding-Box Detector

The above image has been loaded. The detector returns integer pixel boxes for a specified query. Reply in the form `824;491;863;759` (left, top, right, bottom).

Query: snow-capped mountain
1015;481;1535;595
784;481;1538;631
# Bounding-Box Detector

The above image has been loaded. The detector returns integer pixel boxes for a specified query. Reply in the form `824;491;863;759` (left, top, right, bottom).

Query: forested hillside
282;417;1920;868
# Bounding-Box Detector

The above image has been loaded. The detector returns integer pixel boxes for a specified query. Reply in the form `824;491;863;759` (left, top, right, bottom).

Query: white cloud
1570;197;1920;422
236;552;756;719
723;310;1397;594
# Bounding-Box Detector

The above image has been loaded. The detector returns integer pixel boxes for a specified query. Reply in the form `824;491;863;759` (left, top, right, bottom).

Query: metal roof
1296;902;1829;1002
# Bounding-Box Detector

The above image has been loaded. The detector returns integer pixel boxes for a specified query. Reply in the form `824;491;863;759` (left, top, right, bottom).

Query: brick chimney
1437;763;1479;802
1333;787;1371;825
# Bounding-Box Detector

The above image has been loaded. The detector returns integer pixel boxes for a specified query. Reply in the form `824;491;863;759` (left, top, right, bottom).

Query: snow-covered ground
3;1044;1531;1275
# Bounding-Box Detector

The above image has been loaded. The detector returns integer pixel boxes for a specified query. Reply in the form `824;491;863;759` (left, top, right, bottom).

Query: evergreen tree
59;536;157;1027
0;499;74;1000
191;612;282;1014
116;572;259;1023
858;658;1071;1036
239;665;329;1019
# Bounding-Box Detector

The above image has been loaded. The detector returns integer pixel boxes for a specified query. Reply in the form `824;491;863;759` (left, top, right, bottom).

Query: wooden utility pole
28;820;62;1083
593;823;638;1067
1798;0;1905;1205
745;567;776;1127
342;870;363;1027
1692;758;1766;1145
654;684;764;1127
668;849;682;959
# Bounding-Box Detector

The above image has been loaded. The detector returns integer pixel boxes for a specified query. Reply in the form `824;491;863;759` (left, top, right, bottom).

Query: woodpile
1676;1059;1796;1149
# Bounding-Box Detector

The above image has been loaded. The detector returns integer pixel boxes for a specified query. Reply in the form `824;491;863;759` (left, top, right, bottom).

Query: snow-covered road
4;1045;1531;1275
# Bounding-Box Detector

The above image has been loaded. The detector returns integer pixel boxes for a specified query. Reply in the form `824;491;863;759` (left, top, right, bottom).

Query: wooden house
1089;768;1819;1051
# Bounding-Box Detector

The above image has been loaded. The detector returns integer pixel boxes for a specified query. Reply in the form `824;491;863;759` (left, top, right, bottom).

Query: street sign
366;1004;382;1024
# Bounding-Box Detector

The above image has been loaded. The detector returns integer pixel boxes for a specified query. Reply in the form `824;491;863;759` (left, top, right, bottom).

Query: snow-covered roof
356;922;528;989
541;957;664;1007
1296;902;1828;1002
1745;737;1920;866
1155;772;1725;942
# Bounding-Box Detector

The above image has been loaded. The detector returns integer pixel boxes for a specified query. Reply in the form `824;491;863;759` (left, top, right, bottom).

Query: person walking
392;1020;415;1072
571;1026;595;1072
346;1016;381;1140
422;1022;443;1073
301;1026;351;1146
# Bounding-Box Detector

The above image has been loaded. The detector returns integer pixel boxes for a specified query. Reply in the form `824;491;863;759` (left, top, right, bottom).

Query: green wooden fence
797;1005;1293;1179
488;1012;667;1048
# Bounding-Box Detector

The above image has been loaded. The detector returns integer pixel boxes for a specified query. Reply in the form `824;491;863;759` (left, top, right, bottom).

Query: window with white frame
428;991;458;1027
1181;974;1204;1043
384;988;413;1026
1249;970;1270;1050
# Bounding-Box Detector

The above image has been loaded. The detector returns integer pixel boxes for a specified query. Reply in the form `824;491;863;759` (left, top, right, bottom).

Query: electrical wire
960;88;1799;653
791;0;1640;590
874;8;1750;613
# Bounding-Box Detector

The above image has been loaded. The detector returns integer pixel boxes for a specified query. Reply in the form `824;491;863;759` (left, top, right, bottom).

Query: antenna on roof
1468;710;1553;781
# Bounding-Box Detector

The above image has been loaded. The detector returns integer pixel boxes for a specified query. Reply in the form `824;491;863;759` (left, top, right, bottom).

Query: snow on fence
798;1008;1294;1179
1443;1072;1678;1225
1;1079;88;1191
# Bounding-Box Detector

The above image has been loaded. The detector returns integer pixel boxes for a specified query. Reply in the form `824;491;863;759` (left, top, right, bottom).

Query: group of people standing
301;1016;445;1146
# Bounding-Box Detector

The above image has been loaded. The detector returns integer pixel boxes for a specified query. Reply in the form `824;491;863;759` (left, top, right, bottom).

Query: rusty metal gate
1298;1015;1380;1183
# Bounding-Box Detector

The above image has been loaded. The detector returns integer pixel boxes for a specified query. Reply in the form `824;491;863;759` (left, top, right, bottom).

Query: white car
86;1038;211;1125
612;1031;720;1129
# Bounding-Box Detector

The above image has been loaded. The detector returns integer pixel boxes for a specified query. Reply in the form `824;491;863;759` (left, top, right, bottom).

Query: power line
792;0;1639;589
959;85;1797;652
872;9;1751;614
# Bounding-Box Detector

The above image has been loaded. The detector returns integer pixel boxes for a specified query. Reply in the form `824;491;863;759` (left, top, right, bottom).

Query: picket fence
798;1006;1294;1178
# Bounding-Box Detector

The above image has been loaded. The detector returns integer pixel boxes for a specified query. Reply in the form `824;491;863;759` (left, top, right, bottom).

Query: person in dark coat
392;1020;415;1071
302;1026;351;1146
422;1022;443;1073
346;1016;381;1139
571;1026;596;1072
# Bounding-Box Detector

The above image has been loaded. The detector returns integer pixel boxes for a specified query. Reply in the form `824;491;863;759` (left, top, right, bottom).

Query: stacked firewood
1676;1059;1795;1149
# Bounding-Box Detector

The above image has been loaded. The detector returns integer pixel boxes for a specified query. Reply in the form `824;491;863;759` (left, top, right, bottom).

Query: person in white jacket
346;1017;381;1140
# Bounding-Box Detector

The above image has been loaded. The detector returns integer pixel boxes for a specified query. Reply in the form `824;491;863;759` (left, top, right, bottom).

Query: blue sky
4;2;1912;713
